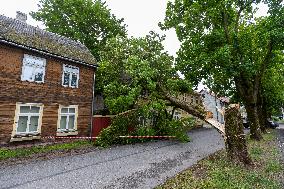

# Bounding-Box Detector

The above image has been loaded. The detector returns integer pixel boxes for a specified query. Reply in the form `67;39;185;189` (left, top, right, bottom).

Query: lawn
157;130;283;189
0;140;94;161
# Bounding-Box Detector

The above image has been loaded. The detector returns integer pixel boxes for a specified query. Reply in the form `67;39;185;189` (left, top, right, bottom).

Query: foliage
31;0;127;61
161;0;283;94
95;113;138;147
156;130;283;189
0;141;93;161
155;115;194;142
95;109;194;147
262;57;284;116
99;32;192;115
161;0;284;138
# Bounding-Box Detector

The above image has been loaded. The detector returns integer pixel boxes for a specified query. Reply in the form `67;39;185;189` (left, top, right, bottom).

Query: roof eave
0;38;98;68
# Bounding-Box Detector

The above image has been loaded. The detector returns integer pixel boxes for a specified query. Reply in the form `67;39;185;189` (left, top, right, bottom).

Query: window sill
10;135;41;142
56;131;78;136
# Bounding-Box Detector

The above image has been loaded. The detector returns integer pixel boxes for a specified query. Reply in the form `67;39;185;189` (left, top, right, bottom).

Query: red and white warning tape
118;136;176;138
42;135;176;139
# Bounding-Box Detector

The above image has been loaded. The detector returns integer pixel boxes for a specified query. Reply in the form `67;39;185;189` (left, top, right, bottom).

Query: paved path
0;128;224;189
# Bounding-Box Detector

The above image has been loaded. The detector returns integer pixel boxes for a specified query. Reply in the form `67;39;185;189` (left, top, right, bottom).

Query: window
15;104;43;135
173;111;181;120
58;105;78;132
62;64;79;88
183;95;187;102
138;116;147;126
21;54;46;83
196;99;199;104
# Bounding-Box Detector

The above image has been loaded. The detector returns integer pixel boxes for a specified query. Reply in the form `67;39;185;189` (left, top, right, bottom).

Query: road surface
0;128;224;189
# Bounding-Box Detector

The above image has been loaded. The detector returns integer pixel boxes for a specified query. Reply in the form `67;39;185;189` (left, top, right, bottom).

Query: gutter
90;72;96;140
0;38;98;68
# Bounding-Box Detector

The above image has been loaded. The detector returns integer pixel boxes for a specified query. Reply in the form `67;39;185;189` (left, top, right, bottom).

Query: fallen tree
98;33;251;165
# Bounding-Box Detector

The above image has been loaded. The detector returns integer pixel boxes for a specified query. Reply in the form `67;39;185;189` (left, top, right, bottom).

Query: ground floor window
57;105;78;132
14;103;43;135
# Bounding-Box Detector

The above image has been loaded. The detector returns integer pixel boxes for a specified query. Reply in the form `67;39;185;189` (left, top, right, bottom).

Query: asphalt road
0;128;224;189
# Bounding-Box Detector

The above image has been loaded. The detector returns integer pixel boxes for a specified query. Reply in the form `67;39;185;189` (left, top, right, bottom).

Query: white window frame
57;105;78;134
138;116;147;126
62;64;79;88
21;54;46;83
173;111;181;120
12;103;44;136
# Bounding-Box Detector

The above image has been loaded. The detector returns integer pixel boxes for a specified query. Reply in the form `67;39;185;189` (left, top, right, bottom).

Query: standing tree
31;0;127;61
161;0;284;140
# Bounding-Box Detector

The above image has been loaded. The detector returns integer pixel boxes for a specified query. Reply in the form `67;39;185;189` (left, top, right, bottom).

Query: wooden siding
0;43;95;144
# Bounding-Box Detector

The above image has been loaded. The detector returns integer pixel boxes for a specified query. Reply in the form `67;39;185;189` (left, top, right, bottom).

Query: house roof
0;14;97;67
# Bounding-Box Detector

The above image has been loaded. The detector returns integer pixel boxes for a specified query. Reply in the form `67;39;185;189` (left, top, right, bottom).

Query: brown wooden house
0;12;97;144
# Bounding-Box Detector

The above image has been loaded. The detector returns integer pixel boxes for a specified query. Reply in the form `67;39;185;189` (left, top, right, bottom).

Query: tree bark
258;106;267;133
235;77;262;140
163;92;207;121
225;105;252;165
245;104;263;140
257;87;268;133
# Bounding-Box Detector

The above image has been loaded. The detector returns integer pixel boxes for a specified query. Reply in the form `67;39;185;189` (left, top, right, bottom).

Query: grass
0;140;94;161
157;130;283;189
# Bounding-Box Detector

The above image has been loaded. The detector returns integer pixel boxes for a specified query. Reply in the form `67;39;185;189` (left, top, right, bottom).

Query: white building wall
200;91;225;124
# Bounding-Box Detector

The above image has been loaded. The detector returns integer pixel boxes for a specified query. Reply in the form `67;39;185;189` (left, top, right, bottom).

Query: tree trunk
257;104;267;133
234;76;262;140
245;105;263;140
163;92;206;120
257;90;267;133
225;105;252;165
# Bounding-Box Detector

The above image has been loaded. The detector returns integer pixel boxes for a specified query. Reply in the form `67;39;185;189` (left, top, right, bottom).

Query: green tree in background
161;0;284;140
261;54;284;119
31;0;127;61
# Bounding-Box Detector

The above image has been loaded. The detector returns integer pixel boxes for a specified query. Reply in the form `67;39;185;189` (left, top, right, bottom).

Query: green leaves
31;0;127;61
162;0;283;114
98;32;186;114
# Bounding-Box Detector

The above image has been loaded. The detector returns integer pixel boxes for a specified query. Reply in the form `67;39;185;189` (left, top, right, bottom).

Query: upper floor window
21;54;46;83
62;64;79;88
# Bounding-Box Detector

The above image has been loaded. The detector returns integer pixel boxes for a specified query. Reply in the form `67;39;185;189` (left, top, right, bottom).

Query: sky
0;0;269;91
0;0;180;56
0;0;269;56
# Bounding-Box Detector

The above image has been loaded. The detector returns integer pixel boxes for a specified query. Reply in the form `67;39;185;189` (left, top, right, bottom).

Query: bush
155;117;193;143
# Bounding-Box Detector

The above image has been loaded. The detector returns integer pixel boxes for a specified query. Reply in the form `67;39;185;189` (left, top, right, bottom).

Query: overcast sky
0;0;269;57
0;0;180;56
0;0;268;91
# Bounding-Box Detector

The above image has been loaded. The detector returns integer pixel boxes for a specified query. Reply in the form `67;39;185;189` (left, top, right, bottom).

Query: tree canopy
161;0;284;139
31;0;127;61
98;32;206;118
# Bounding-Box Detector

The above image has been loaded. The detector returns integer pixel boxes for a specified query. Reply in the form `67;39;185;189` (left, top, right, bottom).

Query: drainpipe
89;71;96;140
